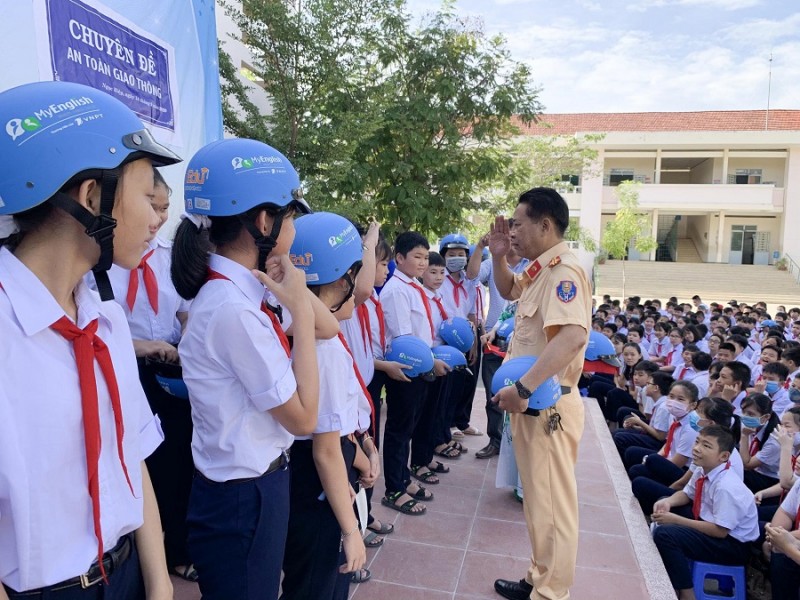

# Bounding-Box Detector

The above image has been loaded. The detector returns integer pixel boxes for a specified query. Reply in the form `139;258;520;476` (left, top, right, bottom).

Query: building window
607;168;634;186
728;169;762;185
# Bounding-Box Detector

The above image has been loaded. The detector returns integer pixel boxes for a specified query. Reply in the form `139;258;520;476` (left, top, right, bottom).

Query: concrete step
675;238;701;263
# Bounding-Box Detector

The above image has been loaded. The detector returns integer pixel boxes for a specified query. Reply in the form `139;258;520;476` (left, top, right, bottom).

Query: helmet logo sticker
290;252;313;267
328;223;355;247
186;167;209;185
231;155;283;170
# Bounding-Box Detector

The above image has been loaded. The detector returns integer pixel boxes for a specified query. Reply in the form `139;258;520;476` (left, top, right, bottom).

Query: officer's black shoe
493;578;534;600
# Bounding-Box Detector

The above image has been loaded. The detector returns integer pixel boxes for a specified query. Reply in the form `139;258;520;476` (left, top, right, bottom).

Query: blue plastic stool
691;561;746;600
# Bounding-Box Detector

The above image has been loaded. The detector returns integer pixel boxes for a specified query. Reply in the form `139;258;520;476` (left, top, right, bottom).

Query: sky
407;0;799;114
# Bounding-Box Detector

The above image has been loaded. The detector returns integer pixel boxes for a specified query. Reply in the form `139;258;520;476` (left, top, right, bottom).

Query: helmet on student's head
584;330;621;374
145;357;189;400
761;319;777;329
385;335;435;378
290;212;362;285
183;138;309;217
0;80;181;216
439;233;470;256
439;317;475;353
490;355;562;411
432;345;468;371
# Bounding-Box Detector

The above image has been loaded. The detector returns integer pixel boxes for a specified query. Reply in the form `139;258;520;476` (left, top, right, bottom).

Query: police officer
489;188;591;600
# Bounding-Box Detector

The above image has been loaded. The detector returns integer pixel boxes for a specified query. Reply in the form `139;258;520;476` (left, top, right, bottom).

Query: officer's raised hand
488;215;511;256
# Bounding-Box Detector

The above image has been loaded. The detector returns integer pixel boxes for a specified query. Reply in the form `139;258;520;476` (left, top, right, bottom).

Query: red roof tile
515;110;800;135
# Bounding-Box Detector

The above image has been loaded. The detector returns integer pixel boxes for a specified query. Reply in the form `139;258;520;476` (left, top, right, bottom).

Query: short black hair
651;371;674;396
634;360;659;374
517;187;569;236
693;352;713;371
699;425;735;454
427;251;445;267
784;347;800;366
723;361;751;387
394;231;429;257
763;361;790;380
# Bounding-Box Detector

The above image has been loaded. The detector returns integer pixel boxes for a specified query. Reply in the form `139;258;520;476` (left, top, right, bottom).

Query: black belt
523;386;572;417
196;452;289;485
5;533;133;597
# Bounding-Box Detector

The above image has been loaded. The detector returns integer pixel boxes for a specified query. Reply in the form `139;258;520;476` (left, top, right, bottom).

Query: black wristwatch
515;380;533;399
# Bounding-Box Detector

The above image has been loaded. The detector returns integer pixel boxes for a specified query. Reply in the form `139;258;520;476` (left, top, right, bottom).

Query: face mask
765;381;780;396
688;410;703;433
666;399;690;419
740;415;763;430
790;388;800;404
445;256;467;273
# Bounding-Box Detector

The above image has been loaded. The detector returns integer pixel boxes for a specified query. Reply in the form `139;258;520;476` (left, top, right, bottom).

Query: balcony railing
602;184;784;212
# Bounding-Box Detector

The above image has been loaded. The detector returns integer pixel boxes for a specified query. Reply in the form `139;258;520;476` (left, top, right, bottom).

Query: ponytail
171;218;212;300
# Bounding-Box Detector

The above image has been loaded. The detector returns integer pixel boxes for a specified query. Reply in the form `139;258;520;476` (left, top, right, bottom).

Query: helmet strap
47;170;119;301
240;211;285;273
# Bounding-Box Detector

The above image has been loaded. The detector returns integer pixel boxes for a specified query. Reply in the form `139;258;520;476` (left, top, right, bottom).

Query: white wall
690;158;715;184
604;157;656;183
686;214;711;261
727;157;786;186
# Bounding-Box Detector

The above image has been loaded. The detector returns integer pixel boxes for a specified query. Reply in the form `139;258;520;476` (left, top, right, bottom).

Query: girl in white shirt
0;81;181;599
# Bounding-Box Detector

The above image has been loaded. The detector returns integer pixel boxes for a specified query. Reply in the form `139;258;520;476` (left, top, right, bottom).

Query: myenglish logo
398;352;421;366
231;155;283;170
328;223;355;247
5;95;94;141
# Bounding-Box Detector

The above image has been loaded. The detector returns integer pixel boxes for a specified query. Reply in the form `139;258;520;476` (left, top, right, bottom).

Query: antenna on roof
765;51;773;131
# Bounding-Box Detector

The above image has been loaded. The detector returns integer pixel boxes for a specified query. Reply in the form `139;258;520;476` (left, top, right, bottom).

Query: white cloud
628;0;762;11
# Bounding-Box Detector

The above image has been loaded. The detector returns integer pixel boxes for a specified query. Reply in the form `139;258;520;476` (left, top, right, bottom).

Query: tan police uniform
506;240;591;600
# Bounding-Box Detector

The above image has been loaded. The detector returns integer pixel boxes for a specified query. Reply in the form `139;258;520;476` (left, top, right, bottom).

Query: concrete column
578;150;604;275
650;209;659;261
655;149;662;184
781;147;800;263
721;149;729;184
715;211;726;263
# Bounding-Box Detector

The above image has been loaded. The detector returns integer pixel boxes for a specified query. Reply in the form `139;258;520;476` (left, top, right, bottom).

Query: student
438;234;481;438
601;343;644;423
649;322;672;363
739;393;781;493
690;352;712;398
379;232;442;515
758;361;792;416
707;333;723;361
614;370;671;457
101;169;195;581
750;344;781;386
642;315;657;345
766;471;800;600
651;426;759;600
0;81;181;599
670;344;699;381
627;324;649;358
783;347;800;388
709;361;751;414
626;381;700;483
659;327;685;373
172;138;324;600
281;212;369;599
754;407;800;522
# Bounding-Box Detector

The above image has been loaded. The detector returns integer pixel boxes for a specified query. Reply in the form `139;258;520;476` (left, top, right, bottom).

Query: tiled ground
174;386;674;600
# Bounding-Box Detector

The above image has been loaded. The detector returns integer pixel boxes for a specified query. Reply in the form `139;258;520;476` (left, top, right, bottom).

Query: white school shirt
668;412;699;465
0;248;163;591
180;254;296;482
749;363;763;387
104;237;190;345
693;371;710;398
638;341;650;358
748;428;781;479
771;387;791;417
440;271;475;320
295;336;360;440
779;478;800;524
649;337;670;360
425;287;447;347
649;396;672;432
790;368;800;389
340;313;375;385
732;391;747;415
380;269;434;346
683;462;760;543
643;328;656;345
476;258;530;329
665;343;683;367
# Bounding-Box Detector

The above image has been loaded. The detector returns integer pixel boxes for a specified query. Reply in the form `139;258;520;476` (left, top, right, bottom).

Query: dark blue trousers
412;374;451;467
613;429;662;460
365;370;388;526
630;478;693;516
454;341;482;431
481;351;505;448
603;388;637;422
653;525;751;590
3;540;144;599
384;376;428;494
187;466;290;600
771;552;800;600
627;450;684;485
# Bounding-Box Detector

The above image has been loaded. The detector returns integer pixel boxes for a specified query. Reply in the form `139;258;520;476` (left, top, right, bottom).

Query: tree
600;181;658;299
218;0;542;239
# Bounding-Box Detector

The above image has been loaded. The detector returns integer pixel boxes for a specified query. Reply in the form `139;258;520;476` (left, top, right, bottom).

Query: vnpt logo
186;167;209;185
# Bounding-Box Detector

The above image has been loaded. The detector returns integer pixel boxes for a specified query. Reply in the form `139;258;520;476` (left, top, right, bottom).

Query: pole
766;52;773;131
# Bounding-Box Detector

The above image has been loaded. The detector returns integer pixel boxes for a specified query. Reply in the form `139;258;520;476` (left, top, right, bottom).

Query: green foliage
218;0;542;239
601;181;657;259
565;218;598;254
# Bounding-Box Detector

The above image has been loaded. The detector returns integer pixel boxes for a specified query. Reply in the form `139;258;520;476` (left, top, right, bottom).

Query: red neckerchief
337;332;376;434
431;295;448;321
447;274;467;308
402;278;435;339
693;461;731;520
662;421;681;457
356;303;372;355
369;294;386;351
749;432;763;456
127;249;158;314
207;269;291;358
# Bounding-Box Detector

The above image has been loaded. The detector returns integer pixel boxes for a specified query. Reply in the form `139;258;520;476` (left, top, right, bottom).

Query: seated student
755;361;792;416
652;426;760;600
690;352;713;398
614;370;671;457
649;322;672;364
783;347;800;388
615;314;629;337
749;344;782;386
632;398;743;516
740;393;781;493
626;381;700;483
709;361;751;414
591;317;605;332
727;333;754;368
614;361;661;425
754;407;800;522
790;319;800;342
281;212;369;598
715;341;737;365
671;344;700;381
602;322;618;338
659;327;685;373
765;469;800;600
683;325;706;353
598;342;643;423
628;324;650;358
707;333;723;361
642;314;657;346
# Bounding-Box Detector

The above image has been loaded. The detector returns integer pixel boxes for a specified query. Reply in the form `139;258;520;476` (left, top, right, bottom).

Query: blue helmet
385;335;435;378
584;330;621;373
183;138;309;217
490;356;562;411
0;81;180;215
439;317;475;353
496;318;514;340
146;358;189;400
432;345;468;371
761;319;777;329
439;233;470;256
290;212;362;285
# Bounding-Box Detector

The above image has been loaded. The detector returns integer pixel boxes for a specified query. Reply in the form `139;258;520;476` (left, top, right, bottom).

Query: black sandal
381;491;427;515
449;440;468;454
406;484;434;501
170;564;199;583
435;444;461;459
428;461;450;474
411;464;440;485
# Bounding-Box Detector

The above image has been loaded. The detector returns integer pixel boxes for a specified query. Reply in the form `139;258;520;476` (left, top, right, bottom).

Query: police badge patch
556;280;577;303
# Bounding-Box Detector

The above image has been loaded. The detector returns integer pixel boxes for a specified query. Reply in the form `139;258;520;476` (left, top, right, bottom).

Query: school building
518;111;800;270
